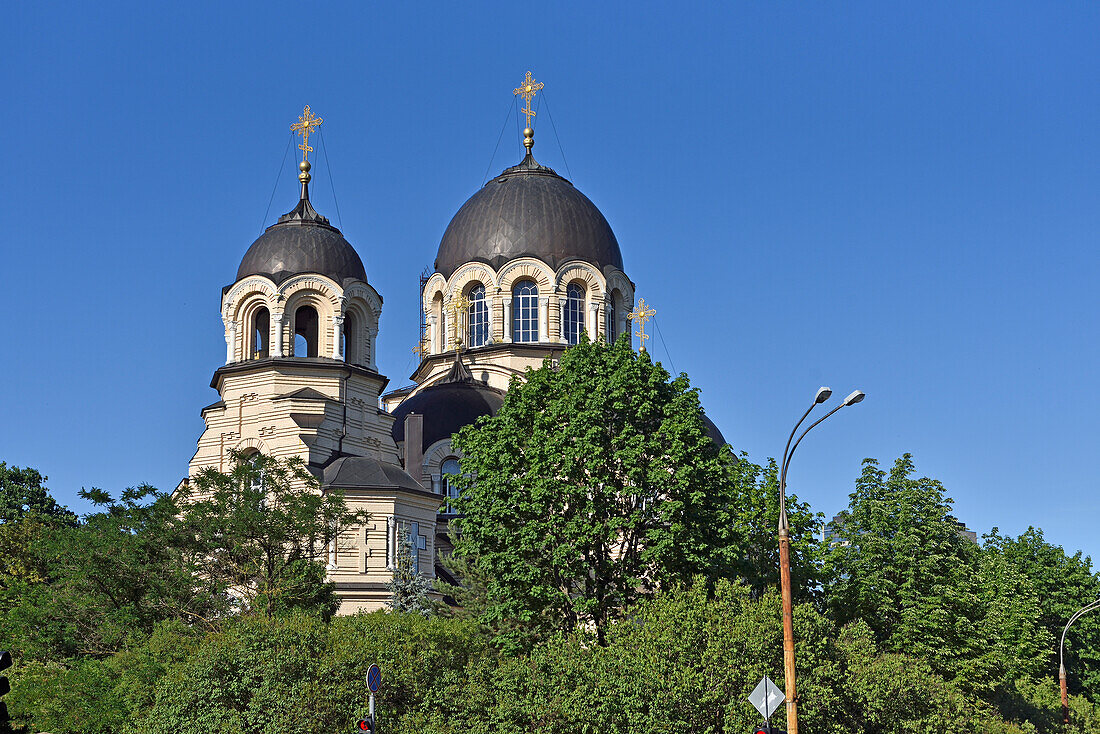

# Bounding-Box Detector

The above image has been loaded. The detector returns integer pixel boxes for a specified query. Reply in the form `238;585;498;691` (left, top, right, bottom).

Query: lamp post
778;387;865;734
1059;597;1100;725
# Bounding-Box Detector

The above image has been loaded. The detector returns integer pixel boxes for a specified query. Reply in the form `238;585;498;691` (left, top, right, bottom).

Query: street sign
366;663;382;693
748;676;784;720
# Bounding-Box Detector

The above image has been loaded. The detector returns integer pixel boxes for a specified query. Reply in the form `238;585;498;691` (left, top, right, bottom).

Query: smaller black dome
237;196;366;285
391;358;504;453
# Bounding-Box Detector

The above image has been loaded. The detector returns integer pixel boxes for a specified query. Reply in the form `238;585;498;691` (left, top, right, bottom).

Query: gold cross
513;71;544;129
628;298;657;352
446;295;471;349
290;105;324;163
412;342;428;358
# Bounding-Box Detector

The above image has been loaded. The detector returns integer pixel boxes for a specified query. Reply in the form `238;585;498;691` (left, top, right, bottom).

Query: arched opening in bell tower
293;305;319;357
250;307;270;359
343;310;360;363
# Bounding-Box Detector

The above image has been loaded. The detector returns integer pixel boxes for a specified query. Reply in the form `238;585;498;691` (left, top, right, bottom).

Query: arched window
293;305;319;357
250;307;269;359
609;289;625;343
441;457;461;513
512;280;539;343
564;283;585;345
467;284;488;347
343;311;359;364
240;450;264;493
431;292;444;353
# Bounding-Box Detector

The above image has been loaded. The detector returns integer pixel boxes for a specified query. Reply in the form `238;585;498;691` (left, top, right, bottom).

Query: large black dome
237;196;366;285
391;358;504;452
434;153;623;279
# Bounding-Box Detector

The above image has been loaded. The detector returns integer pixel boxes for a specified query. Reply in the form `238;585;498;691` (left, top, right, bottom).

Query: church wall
330;486;441;614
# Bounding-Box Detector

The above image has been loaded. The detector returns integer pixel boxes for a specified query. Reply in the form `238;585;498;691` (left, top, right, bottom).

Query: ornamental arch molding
234;437;268;455
555;262;606;298
422;274;448;313
604;269;634;303
226;278;278;320
497;258;555;294
279;274;343;308
232;292;274;327
423;439;459;482
342;282;382;322
447;263;499;298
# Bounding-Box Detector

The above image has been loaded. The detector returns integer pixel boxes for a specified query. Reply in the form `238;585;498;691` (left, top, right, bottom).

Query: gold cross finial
446;295;471;349
513;71;544;129
290;105;324;163
628;298;657;352
412;342;428;359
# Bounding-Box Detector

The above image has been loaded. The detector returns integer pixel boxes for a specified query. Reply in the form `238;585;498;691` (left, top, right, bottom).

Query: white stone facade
188;268;440;615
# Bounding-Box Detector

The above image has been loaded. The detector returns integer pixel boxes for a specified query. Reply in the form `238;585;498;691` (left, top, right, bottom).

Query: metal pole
777;389;863;734
778;519;799;734
1059;597;1100;726
1060;661;1069;726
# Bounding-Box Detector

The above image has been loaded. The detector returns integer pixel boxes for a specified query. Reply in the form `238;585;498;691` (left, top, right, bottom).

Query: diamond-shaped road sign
748;675;785;719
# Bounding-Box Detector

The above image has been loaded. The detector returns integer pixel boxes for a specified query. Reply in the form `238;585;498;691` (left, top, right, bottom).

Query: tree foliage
726;456;821;601
0;484;224;662
450;336;742;648
176;452;368;620
0;462;76;525
387;523;434;616
823;454;1044;693
984;527;1100;701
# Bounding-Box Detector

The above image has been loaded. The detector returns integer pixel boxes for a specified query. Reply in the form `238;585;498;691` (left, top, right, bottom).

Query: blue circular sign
366;663;382;693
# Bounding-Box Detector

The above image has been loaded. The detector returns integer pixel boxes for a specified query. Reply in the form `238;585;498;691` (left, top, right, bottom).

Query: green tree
727;456;822;601
428;580;1032;734
0;484;225;662
823;455;1006;692
135;611;486;734
387;523;434;616
176;452;369;620
0;462;76;524
450;336;741;648
984;527;1100;701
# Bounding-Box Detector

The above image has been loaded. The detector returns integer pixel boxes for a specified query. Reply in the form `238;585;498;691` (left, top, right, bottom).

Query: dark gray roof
323;457;422;492
274;387;331;402
434;153;623;279
391;355;505;451
237;194;366;285
702;412;727;447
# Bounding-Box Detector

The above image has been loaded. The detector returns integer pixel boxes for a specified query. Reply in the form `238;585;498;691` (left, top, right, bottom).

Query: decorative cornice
210;357;389;392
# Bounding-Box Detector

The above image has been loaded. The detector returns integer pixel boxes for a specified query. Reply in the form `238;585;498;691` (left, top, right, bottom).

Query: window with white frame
467;284;488;347
511;280;539;343
564;283;585;345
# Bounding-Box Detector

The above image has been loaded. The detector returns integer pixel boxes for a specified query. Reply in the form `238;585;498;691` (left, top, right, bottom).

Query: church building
185;78;722;613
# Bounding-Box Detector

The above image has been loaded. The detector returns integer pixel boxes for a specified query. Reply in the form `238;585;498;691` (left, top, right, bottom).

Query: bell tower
186;107;441;613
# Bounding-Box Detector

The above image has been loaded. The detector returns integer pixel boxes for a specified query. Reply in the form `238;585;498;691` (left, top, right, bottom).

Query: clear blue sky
4;2;1097;562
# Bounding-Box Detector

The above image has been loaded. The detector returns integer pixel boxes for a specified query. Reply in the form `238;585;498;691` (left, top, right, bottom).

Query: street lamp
777;387;865;734
1059;597;1100;725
